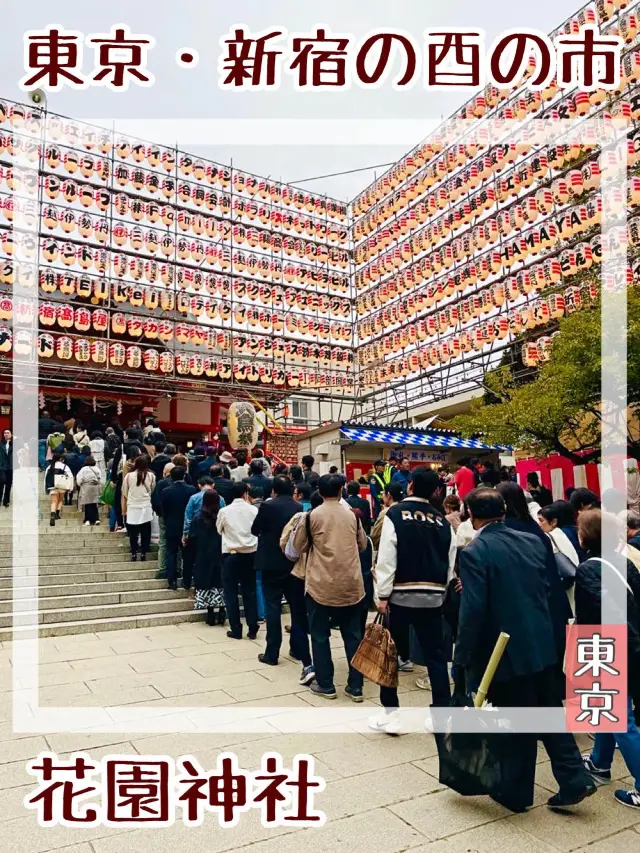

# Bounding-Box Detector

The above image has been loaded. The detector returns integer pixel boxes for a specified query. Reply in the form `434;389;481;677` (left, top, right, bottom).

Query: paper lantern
126;346;142;369
38;333;55;359
522;342;539;367
73;338;90;362
55;335;73;360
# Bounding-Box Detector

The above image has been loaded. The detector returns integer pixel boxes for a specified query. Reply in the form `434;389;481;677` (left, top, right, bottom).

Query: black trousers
380;604;451;708
181;537;196;589
222;553;258;637
127;521;151;555
262;572;311;666
84;503;99;524
359;573;375;638
306;594;363;692
0;470;12;506
489;668;593;801
166;534;183;585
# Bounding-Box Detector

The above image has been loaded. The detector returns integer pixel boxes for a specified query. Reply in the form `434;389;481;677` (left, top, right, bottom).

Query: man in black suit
251;476;304;666
243;459;273;502
150;442;175;481
210;463;235;506
345;480;372;534
160;466;197;590
455;488;596;810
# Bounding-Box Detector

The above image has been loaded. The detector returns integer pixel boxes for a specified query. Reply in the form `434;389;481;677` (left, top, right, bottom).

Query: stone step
1;586;188;613
0;515;87;526
0;530;121;545
0;555;159;574
3;597;195;627
0;608;207;638
0;566;160;586
0;544;158;563
2;577;168;598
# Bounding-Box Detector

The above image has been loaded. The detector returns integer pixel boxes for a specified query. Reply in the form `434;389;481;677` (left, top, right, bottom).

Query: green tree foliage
452;289;640;462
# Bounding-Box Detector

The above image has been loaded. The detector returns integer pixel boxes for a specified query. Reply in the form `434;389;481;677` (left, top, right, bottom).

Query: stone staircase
0;497;205;638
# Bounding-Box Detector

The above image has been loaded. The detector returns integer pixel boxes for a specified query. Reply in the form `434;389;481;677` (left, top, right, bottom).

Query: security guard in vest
369;459;392;519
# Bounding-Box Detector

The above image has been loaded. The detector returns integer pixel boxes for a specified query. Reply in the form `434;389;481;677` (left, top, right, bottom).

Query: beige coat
280;512;307;579
292;500;366;607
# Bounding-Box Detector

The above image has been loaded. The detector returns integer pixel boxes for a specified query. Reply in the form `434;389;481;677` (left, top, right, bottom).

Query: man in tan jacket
293;474;367;701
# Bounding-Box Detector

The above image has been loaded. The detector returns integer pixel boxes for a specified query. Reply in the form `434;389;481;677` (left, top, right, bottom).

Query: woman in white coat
89;430;106;477
538;500;581;610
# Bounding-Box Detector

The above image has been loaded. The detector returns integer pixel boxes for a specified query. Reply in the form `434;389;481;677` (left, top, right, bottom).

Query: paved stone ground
0;619;638;853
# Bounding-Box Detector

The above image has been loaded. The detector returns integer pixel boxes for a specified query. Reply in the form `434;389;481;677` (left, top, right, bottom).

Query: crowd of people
36;408;640;812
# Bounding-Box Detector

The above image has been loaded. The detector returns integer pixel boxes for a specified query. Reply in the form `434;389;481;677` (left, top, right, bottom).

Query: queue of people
35;410;640;812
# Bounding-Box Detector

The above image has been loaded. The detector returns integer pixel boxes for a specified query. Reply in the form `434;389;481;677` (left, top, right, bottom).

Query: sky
1;0;585;200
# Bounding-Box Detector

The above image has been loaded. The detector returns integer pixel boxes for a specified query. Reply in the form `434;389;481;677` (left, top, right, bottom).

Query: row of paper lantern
33;297;353;337
360;283;598;385
2;168;347;241
352;0;617;214
353;82;632;231
357;233;606;342
352;135;624;265
353;184;603;291
33;298;352;341
352;7;637;221
36;268;351;308
6;262;350;299
354;206;605;329
34;334;354;388
37;237;351;277
353;88;638;253
36;206;348;258
0;105;349;221
1;271;353;339
31;302;354;361
23;251;349;294
358;282;597;366
353;119;637;269
354;200;599;316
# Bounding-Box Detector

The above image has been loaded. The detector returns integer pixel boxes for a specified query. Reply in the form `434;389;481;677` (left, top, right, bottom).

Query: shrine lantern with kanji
227;401;259;451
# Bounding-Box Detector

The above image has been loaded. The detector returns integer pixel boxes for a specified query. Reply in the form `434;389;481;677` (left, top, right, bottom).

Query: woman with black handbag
44;450;74;526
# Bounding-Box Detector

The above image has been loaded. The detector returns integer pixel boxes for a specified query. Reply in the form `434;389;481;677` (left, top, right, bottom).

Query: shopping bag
435;699;536;811
100;480;116;507
53;472;74;492
150;514;160;545
351;613;398;688
435;633;536;812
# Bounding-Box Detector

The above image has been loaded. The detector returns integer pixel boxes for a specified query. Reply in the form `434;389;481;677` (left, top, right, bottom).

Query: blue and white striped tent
339;425;504;451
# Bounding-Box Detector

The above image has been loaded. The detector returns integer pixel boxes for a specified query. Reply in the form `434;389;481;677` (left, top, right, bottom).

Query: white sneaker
95;520;101;526
83;521;90;526
368;710;402;735
397;658;414;672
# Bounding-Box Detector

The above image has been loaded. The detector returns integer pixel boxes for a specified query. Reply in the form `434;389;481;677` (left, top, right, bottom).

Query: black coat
346;494;372;534
504;517;573;659
151;476;172;516
251;495;303;575
455;522;558;685
191;514;223;591
160;481;197;539
0;441;12;472
243;474;273;501
575;554;640;695
150;453;172;481
64;451;83;477
211;477;235;506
